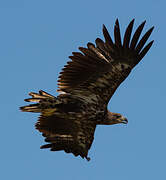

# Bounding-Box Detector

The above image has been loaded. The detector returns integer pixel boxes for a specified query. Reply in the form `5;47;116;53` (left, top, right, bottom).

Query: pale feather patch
42;108;58;116
29;92;47;99
25;98;41;102
94;77;110;88
88;43;110;63
39;90;55;98
58;90;67;95
49;134;73;138
22;106;37;110
77;132;86;149
115;63;131;71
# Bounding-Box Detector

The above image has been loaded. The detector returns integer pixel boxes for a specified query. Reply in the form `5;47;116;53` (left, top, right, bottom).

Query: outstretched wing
58;19;154;104
36;114;96;161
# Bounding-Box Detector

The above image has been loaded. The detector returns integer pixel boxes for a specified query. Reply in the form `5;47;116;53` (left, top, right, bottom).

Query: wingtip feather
114;18;122;47
130;20;146;49
123;19;135;48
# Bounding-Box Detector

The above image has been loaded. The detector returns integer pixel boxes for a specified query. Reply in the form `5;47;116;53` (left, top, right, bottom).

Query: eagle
20;19;154;161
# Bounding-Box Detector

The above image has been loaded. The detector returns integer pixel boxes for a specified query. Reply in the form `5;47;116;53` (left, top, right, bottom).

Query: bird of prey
20;19;154;161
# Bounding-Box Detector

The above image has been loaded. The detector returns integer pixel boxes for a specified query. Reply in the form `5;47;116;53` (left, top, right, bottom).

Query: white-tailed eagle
20;19;154;161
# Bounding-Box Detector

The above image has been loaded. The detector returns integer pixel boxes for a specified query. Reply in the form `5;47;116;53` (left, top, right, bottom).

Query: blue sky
0;0;165;179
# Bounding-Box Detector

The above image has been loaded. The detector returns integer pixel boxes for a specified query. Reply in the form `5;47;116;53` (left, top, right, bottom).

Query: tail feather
20;104;41;112
24;98;41;102
38;90;54;98
20;90;55;113
29;90;54;99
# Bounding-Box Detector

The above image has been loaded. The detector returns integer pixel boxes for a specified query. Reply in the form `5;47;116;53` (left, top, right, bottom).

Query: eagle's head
105;111;128;125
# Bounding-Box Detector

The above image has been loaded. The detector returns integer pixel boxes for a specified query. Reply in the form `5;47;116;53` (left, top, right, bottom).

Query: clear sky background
0;0;165;179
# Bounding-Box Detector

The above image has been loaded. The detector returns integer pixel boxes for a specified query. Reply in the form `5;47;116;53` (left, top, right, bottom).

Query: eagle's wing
36;113;96;161
21;90;96;160
58;19;154;104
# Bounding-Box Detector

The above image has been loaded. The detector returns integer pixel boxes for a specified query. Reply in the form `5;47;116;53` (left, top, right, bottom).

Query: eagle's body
20;19;154;160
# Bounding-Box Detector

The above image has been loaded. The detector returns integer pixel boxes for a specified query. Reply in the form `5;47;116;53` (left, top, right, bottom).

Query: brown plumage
20;19;154;161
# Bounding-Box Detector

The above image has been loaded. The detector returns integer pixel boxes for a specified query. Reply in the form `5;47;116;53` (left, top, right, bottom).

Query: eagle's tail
20;90;55;113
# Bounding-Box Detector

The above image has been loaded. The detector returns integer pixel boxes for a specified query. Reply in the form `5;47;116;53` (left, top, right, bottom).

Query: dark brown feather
114;19;122;47
138;40;154;62
36;114;96;160
58;19;154;103
130;20;146;49
123;19;134;48
135;27;154;53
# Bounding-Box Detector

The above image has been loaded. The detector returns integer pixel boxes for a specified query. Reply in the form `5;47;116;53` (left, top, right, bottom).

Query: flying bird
20;19;154;161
